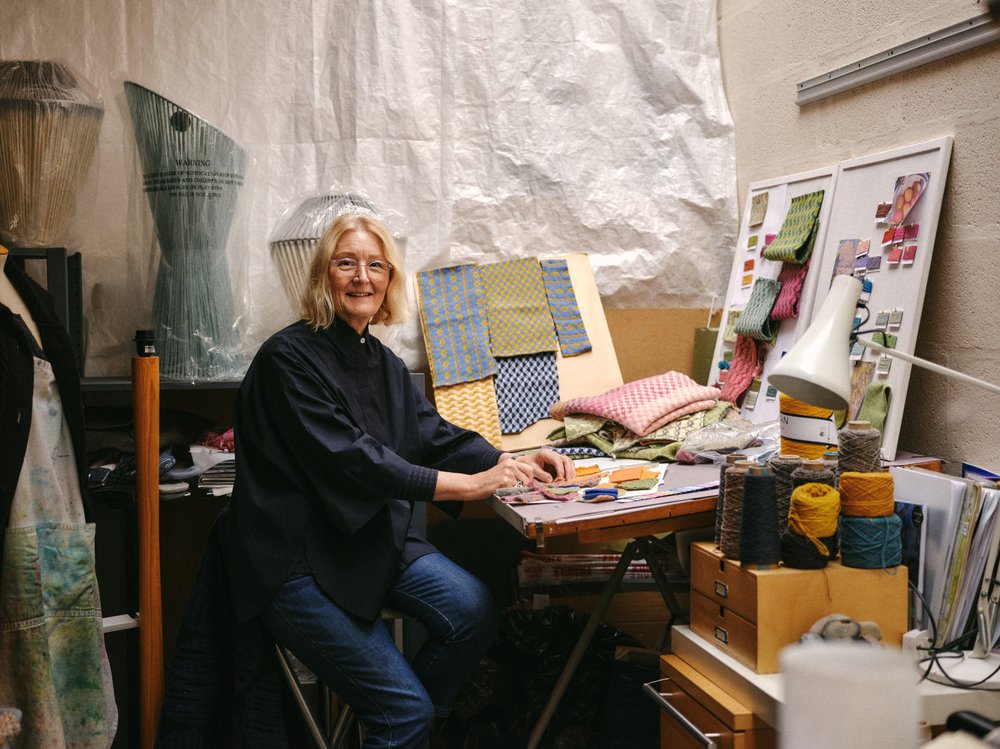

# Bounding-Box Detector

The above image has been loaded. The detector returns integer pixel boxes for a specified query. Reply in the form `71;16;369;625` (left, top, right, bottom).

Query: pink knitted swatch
550;371;721;437
719;335;763;404
770;260;810;320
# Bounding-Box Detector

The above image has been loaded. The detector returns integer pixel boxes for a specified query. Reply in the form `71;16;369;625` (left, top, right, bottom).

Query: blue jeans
261;552;499;749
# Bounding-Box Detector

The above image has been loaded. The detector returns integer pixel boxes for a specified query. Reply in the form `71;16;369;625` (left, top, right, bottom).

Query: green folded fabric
763;190;825;264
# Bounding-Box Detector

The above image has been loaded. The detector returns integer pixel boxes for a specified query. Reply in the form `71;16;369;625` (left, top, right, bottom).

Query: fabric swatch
550;371;721;437
858;382;892;437
476;258;558;357
540;259;591;356
495;353;560;434
433;377;503;448
763;190;825;264
719;335;763;404
416;265;497;387
848;360;876;420
723;310;741;343
734;277;782;341
547;446;609;458
770;260;810;320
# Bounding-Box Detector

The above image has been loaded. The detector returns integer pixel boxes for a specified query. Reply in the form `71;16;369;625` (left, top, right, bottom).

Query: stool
275;608;407;749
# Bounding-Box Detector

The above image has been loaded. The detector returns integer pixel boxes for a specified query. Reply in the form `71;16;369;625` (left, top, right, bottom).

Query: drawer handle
643;677;722;749
714;580;729;598
714;625;729;645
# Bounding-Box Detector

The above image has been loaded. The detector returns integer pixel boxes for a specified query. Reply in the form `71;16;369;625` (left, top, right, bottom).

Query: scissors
580;487;620;503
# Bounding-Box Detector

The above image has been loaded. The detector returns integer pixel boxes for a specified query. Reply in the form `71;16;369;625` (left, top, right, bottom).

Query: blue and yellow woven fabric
476;258;558;357
540;259;591;356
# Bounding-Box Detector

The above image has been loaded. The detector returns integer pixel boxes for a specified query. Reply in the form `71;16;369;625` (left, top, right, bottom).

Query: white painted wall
717;0;1000;470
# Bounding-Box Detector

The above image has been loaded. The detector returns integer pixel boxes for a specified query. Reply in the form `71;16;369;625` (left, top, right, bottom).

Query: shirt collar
323;315;373;353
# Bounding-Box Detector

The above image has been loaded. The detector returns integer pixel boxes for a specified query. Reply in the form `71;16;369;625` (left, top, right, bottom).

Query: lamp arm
856;337;1000;396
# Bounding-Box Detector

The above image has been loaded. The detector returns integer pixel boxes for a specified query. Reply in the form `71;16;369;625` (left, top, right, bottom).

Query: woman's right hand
434;458;546;501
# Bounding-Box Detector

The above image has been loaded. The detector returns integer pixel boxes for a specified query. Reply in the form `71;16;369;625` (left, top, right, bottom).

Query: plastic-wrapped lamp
0;60;104;247
268;192;382;312
124;81;247;381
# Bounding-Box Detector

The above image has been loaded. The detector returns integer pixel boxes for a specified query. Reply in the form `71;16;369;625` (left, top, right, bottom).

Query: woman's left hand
510;448;575;483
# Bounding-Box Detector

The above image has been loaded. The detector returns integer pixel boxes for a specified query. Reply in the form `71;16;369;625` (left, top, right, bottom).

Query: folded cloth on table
550;371;721;437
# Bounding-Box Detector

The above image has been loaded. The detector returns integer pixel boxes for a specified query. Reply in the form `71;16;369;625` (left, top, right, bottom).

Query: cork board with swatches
708;165;839;425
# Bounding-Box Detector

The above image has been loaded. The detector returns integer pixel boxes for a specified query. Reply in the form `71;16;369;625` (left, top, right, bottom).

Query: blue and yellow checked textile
540;259;591;356
476;258;558;357
416;264;497;387
495;353;560;434
762;190;825;264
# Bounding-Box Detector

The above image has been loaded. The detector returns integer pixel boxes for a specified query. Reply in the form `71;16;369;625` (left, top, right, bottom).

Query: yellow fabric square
433;378;503;449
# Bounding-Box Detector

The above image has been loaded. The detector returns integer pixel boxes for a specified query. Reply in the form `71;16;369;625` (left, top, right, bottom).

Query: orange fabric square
608;466;645;483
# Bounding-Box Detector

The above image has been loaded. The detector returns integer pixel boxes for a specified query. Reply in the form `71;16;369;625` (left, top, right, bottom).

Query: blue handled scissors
580;487;620;503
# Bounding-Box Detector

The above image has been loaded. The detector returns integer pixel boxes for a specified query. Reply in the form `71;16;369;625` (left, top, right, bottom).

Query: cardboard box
688;541;908;673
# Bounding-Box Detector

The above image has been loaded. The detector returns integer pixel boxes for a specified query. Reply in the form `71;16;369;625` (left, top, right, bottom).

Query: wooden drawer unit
652;654;776;749
688;541;908;673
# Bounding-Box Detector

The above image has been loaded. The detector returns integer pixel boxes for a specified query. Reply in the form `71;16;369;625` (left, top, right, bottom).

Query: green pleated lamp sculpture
124;81;247;381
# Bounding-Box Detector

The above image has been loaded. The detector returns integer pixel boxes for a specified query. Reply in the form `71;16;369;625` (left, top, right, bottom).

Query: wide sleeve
250;341;437;535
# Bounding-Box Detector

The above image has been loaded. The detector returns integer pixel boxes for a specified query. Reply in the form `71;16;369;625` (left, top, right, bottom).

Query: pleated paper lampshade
124;81;247;381
268;192;383;311
0;60;104;247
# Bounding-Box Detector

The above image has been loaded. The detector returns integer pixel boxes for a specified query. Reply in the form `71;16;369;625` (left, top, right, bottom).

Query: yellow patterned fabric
476;258;558;356
433;378;503;448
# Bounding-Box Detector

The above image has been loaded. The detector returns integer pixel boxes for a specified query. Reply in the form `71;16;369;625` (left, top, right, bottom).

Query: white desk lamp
770;273;1000;682
769;274;1000;410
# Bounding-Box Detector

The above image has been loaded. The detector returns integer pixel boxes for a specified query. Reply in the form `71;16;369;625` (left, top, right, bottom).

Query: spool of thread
768;453;802;535
779;393;838;459
719;461;751;559
839;471;894;517
838;420;883;477
841;514;903;569
785;481;840;566
739;466;781;567
715;453;745;545
781;528;840;569
791;459;835;490
822;449;839;473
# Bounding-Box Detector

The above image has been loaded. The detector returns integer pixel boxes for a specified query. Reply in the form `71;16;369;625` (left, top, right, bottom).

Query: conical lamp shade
769;274;862;410
0;61;104;247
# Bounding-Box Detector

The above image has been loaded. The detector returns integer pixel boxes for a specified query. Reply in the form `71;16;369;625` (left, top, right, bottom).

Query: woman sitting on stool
224;213;573;747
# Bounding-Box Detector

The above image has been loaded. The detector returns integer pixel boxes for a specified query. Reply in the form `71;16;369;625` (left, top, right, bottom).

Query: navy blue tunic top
224;318;503;622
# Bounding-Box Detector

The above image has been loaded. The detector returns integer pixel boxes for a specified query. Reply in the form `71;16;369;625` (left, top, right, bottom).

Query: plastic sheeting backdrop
3;0;737;377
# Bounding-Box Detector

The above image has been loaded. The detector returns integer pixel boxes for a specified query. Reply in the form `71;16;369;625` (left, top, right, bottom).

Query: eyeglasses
329;257;394;277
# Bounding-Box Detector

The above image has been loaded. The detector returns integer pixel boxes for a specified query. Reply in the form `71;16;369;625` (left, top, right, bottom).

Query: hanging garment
0;356;117;749
476;258;557;357
539;259;591;356
416;264;497;387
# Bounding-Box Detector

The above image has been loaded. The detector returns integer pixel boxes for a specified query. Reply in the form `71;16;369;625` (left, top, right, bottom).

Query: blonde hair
300;213;407;330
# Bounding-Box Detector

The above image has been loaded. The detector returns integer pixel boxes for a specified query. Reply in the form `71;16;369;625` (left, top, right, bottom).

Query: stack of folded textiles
546;371;738;460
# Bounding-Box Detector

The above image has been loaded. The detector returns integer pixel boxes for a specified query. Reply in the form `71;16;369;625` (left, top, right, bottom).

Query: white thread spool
779;642;919;749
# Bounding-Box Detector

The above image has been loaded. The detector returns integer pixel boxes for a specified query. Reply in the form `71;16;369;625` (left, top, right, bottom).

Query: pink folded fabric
550;371;722;437
770;260;810;320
